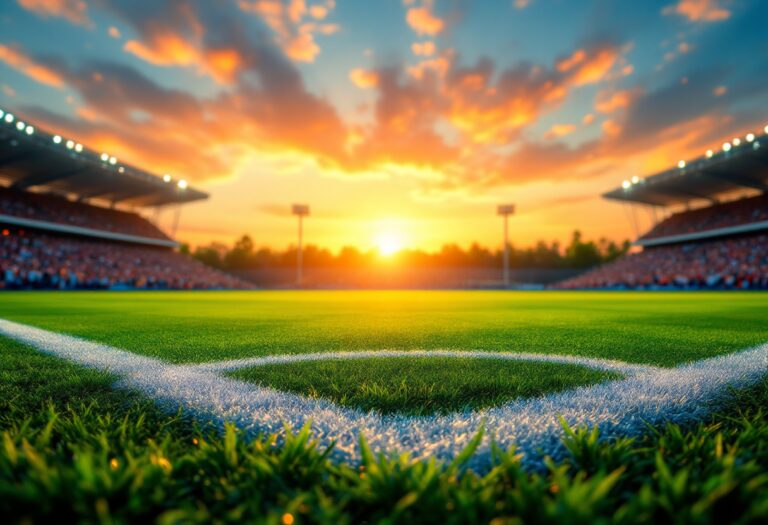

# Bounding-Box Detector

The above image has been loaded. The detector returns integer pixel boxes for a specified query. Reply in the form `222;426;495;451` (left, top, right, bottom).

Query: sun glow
375;231;403;256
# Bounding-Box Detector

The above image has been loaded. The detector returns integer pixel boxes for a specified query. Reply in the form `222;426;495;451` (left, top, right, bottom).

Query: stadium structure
0;108;249;290
558;126;768;289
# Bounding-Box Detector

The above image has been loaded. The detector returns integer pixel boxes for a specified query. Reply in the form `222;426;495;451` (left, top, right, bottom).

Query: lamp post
497;204;515;288
292;204;310;287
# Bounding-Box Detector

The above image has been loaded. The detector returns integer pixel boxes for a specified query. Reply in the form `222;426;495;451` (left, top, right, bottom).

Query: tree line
181;230;630;271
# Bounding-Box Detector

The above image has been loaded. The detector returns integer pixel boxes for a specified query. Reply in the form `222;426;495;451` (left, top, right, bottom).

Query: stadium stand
558;127;768;290
0;109;250;290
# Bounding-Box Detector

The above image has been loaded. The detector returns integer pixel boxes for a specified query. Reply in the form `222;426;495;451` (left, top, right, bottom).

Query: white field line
1;318;766;472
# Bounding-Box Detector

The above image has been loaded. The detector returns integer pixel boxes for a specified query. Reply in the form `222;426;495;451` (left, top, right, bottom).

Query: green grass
0;291;767;366
228;357;620;415
1;335;767;524
1;291;768;522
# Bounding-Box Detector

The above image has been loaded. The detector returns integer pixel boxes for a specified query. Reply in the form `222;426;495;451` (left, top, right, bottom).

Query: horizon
2;0;767;251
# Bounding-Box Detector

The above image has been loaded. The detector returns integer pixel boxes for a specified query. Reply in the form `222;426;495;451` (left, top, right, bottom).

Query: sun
375;231;403;256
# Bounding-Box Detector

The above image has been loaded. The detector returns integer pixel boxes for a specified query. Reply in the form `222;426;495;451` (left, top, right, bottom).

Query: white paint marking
1;318;766;471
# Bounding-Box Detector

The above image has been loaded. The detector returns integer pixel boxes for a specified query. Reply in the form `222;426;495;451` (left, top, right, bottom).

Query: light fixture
162;174;172;183
25;125;34;135
723;142;732;152
764;125;768;134
0;109;4;119
622;180;631;189
631;175;639;184
53;135;62;144
118;166;125;173
74;143;83;152
15;121;25;131
66;140;75;149
677;160;686;169
3;113;13;123
732;138;741;147
109;156;117;165
746;133;755;142
705;149;713;158
100;153;109;162
177;179;188;189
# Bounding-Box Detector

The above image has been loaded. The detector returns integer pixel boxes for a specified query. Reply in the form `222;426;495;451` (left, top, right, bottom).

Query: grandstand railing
0;214;179;248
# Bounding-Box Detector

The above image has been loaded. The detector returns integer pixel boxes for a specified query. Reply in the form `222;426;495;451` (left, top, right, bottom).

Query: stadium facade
0;108;249;290
559;126;768;289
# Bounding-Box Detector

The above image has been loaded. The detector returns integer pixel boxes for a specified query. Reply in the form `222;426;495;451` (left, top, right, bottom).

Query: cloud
594;88;642;114
0;44;65;87
238;0;338;62
16;0;91;26
545;123;576;139
349;68;379;89
405;0;445;36
662;0;730;22
412;41;436;56
513;0;531;9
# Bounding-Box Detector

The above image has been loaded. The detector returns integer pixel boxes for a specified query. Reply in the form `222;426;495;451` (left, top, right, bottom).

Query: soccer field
1;291;767;523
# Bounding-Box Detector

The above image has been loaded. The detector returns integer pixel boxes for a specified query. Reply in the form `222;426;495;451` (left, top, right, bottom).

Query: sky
1;0;767;253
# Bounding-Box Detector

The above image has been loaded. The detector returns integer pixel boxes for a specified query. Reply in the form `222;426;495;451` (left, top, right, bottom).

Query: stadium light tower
497;204;515;288
292;204;310;287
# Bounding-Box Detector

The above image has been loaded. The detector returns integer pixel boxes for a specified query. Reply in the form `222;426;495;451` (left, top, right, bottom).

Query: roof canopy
604;129;768;207
0;109;207;207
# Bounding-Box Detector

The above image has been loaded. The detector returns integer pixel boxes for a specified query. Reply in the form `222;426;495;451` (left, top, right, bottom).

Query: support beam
11;166;89;190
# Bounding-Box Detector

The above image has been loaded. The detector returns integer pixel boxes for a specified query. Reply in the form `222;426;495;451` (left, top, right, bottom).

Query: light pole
292;204;310;287
497;204;515;288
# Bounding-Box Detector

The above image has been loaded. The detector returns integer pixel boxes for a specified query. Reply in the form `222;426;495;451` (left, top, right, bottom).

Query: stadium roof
604;126;768;207
0;108;207;207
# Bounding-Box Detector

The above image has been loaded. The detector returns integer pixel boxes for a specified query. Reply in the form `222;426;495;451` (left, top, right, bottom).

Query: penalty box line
0;317;766;472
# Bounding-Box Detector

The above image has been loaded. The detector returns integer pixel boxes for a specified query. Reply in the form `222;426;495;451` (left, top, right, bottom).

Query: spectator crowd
642;193;768;240
557;233;768;290
1;228;251;290
0;186;171;241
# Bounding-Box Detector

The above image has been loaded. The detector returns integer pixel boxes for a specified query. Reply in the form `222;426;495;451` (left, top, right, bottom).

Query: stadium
2;1;768;524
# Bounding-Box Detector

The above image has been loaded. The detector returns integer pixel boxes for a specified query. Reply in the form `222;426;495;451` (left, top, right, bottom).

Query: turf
227;357;620;415
0;291;767;366
1;334;767;524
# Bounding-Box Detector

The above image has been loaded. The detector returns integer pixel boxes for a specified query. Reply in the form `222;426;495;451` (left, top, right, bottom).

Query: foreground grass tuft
2;337;767;524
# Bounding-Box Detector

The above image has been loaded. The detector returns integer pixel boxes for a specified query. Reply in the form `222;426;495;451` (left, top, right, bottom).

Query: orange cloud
405;1;445;36
349;68;379;89
545;123;576;139
239;0;338;62
108;26;121;39
662;0;730;22
514;0;531;8
594;88;641;114
0;44;64;88
569;47;620;86
412;41;436;56
16;0;90;26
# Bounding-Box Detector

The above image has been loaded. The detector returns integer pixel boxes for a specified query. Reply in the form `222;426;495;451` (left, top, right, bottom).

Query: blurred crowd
643;193;768;240
0;229;251;290
557;233;768;290
0;186;171;241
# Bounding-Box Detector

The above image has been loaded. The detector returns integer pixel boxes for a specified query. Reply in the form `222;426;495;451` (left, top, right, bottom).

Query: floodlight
746;133;755;142
764;125;768;134
177;179;188;189
732;138;741;147
292;204;310;216
622;180;631;189
100;153;109;161
15;121;25;131
292;204;310;287
0;109;4;119
66;140;75;149
677;160;686;169
118;166;125;173
754;141;761;150
3;113;13;123
109;156;117;165
163;174;172;183
74;143;83;152
25;125;34;135
705;149;713;158
722;142;731;152
631;176;639;184
497;204;515;288
53;135;62;144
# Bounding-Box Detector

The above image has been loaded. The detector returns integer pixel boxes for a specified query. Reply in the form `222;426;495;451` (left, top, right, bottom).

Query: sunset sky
1;0;767;252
